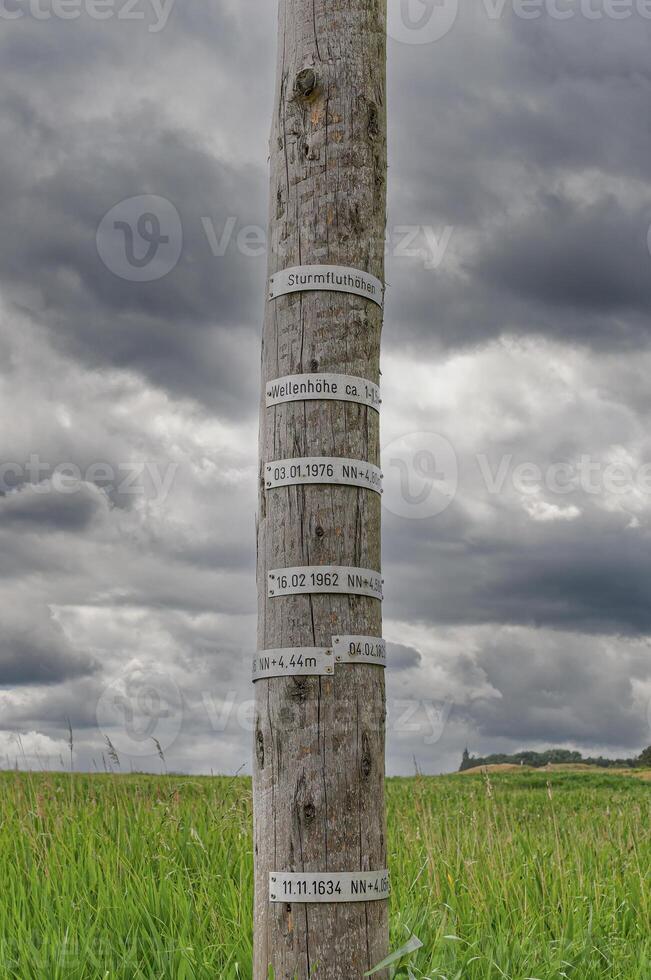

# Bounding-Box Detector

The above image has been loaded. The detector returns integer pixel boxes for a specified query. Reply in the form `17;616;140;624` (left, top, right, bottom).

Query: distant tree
457;747;638;772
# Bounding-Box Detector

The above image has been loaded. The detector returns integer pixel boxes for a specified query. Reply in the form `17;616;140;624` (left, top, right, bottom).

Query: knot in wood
294;67;318;100
288;679;308;703
303;802;316;824
368;101;380;140
361;732;373;779
255;727;265;769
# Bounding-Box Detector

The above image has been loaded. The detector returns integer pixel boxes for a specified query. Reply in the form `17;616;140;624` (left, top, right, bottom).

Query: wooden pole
254;1;389;977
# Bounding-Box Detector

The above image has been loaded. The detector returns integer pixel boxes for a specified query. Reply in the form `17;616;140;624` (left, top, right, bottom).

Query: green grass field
2;769;650;978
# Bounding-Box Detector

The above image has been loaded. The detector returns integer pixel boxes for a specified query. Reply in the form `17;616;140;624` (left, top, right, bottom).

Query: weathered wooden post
254;1;389;976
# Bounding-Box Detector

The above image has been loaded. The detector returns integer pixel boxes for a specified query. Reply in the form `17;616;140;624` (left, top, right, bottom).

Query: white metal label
265;458;382;494
333;635;387;666
266;374;380;412
269;265;385;308
268;567;383;600
270;870;391;904
252;649;333;681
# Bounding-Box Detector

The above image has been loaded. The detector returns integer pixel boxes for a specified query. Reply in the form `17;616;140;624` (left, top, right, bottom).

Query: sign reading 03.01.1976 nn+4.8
268;567;383;600
269;870;391;904
269;265;385;308
265;457;382;494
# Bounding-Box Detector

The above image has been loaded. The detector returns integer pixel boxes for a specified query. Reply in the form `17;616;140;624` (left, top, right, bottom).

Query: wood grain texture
254;1;388;977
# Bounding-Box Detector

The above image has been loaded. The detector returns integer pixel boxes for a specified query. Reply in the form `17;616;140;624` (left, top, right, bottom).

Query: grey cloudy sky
2;0;651;775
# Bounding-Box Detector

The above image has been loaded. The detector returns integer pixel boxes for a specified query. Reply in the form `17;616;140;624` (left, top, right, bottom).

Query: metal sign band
333;635;387;666
268;567;383;600
265;373;381;412
265;457;382;494
269;870;391;904
253;649;333;681
269;265;385;308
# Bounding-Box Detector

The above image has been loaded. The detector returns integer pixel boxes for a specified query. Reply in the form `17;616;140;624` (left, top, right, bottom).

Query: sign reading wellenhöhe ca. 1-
332;635;387;666
265;458;382;494
252;648;333;682
269;870;391;904
268;567;383;600
269;265;385;308
266;373;380;411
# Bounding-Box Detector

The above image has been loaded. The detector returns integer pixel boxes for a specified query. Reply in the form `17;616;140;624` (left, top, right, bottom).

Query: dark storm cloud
386;9;651;354
451;629;651;749
0;3;273;415
386;641;423;671
0;101;265;412
0;678;105;732
0;609;97;686
385;502;651;636
0;485;102;530
475;195;651;326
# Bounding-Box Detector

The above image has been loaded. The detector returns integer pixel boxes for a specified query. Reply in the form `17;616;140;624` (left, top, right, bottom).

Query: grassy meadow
1;768;650;978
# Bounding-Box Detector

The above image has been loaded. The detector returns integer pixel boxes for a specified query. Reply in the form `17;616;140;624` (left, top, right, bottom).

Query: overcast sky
2;0;651;775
